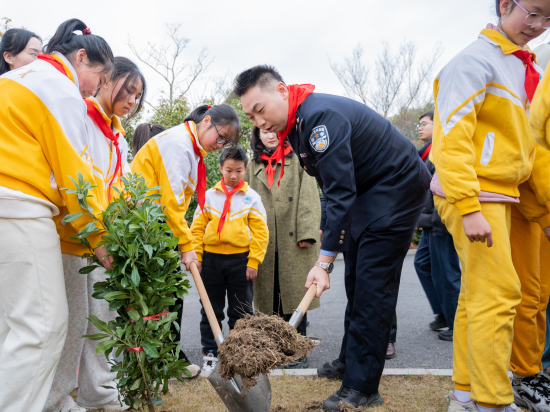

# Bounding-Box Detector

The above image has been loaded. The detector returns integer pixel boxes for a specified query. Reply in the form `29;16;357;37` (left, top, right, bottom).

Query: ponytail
132;123;166;158
0;28;42;75
44;18;113;73
184;104;241;145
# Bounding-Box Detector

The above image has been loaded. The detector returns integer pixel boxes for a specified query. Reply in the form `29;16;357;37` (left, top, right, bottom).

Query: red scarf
260;145;293;189
421;144;432;160
185;121;207;213
217;178;245;244
512;50;540;103
37;54;68;77
268;84;315;189
85;99;122;200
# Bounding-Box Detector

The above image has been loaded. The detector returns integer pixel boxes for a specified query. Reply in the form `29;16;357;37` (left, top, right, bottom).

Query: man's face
241;82;290;133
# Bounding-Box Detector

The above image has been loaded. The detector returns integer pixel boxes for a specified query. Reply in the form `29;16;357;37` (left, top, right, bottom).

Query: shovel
189;261;272;412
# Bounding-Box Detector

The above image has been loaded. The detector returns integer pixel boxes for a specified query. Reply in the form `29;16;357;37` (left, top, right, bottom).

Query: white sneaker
201;352;218;372
512;375;550;412
67;406;87;412
445;390;478;411
182;363;201;379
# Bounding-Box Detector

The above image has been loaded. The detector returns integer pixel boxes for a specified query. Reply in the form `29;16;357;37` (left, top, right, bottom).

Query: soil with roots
217;313;316;390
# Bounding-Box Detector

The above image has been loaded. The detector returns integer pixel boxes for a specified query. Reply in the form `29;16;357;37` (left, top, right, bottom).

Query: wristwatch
315;261;334;274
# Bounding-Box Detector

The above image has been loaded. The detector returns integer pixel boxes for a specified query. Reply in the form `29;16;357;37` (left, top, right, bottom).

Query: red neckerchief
84;99;122;200
37;54;68;77
268;84;315;189
512;50;540;103
421;143;432;160
260;145;293;189
184;121;207;213
217;178;245;244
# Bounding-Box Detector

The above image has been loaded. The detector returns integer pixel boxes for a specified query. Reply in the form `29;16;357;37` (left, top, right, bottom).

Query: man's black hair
234;65;285;97
219;146;248;168
419;111;434;121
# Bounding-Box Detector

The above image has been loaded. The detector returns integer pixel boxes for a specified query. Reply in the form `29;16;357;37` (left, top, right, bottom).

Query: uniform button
341;230;345;234
288;197;293;202
289;232;293;236
339;240;343;244
340;235;344;239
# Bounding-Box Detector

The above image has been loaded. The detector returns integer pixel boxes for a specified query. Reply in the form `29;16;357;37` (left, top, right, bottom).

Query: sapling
62;172;191;412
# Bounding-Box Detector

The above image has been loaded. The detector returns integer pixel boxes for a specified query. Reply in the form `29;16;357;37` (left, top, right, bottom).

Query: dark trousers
169;298;189;361
199;252;254;355
338;194;425;394
389;313;397;344
414;229;461;328
272;252;307;336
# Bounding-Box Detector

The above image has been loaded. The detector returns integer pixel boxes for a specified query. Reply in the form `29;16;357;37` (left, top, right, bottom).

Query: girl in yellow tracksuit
130;104;241;271
431;1;550;409
0;18;114;412
44;57;142;412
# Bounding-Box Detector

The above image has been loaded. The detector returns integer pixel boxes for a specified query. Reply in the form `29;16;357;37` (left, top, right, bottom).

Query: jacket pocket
480;132;495;166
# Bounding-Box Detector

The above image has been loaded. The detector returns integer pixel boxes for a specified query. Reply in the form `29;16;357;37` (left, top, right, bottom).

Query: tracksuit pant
338;194;425;394
435;198;521;406
414;229;461;328
44;254;118;412
510;208;550;377
199;252;254;355
0;218;68;412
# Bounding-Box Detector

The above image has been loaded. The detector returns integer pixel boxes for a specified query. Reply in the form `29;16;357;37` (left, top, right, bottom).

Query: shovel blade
207;365;271;412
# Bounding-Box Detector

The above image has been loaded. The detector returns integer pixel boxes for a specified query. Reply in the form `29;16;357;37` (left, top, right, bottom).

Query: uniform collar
187;120;207;157
479;28;534;56
51;51;79;88
85;96;125;136
213;180;248;193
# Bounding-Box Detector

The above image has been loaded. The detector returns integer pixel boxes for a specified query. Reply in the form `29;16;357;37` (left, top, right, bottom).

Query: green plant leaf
129;377;142;391
131;266;140;287
143;244;153;258
82;333;110;340
79;265;100;274
62;213;84;223
127;309;140;321
96;339;116;354
141;339;160;358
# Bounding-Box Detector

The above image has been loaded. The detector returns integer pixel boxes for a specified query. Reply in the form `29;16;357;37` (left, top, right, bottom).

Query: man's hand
299;241;313;248
181;250;199;271
305;266;330;298
544;226;550;242
462;211;493;247
94;246;114;270
195;261;202;274
246;267;258;281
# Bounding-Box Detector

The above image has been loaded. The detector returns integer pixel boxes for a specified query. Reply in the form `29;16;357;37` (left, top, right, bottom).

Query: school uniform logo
243;195;252;204
310;125;329;152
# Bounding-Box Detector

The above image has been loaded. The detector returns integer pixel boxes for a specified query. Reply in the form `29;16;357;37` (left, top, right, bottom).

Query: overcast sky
5;0;550;113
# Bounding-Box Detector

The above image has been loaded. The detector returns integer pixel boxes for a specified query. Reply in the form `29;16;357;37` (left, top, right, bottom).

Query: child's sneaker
512;375;550;412
201;351;218;372
445;390;478;411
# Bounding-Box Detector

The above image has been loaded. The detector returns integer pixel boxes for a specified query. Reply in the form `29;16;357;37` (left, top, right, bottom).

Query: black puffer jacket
416;141;448;233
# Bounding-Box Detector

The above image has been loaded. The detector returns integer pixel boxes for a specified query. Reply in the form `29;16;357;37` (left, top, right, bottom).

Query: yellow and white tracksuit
131;122;204;252
0;52;105;412
190;180;269;269
432;29;542;406
45;97;131;412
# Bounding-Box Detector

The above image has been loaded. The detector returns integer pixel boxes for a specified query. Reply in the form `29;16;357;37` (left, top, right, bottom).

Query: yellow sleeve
190;205;209;261
530;67;550;151
130;139;194;251
247;195;269;269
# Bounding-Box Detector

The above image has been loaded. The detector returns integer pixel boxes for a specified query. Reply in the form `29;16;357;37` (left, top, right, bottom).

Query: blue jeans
414;230;461;328
543;300;550;369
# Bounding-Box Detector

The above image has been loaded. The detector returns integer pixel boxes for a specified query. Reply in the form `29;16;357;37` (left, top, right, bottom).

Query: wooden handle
297;284;317;314
189;262;222;338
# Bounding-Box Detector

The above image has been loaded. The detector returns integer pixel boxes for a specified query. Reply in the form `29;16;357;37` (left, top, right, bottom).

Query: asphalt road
179;254;453;370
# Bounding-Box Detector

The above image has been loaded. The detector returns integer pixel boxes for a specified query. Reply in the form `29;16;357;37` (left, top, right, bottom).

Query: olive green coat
244;154;321;315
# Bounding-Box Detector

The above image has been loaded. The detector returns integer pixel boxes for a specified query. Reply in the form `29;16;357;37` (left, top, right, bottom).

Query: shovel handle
298;284;317;314
189;261;223;340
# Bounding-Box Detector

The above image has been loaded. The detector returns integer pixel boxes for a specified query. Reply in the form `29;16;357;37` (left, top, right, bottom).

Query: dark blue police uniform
287;93;431;394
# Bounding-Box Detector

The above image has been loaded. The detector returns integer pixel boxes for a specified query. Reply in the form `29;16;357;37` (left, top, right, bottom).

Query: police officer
235;65;430;411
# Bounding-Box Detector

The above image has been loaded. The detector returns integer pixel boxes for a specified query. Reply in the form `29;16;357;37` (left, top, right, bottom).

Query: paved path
179;254;453;370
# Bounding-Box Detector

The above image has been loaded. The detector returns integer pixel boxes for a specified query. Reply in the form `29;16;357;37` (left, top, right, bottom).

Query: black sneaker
512;375;550;412
438;329;453;341
322;386;384;411
283;355;309;369
429;314;448;331
317;359;345;380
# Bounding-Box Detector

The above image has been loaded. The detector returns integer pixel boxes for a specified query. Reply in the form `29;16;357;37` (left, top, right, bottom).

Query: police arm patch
310;125;330;153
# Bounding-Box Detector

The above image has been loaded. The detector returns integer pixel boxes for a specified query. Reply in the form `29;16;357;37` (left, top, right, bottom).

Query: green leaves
79;265;100;274
142;339;160;358
62;212;84;223
131;266;140;287
96;339;116;354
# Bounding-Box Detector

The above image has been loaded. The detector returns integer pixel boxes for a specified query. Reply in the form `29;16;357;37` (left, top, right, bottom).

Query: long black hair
97;56;146;122
184;104;241;145
132;123;165;158
251;126;293;164
0;28;42;75
43;18;113;73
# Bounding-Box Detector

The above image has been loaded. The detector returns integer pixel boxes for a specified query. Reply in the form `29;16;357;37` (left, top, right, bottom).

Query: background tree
0;17;12;39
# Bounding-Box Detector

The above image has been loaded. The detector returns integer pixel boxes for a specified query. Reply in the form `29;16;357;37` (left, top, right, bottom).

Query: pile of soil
270;401;365;412
218;313;316;390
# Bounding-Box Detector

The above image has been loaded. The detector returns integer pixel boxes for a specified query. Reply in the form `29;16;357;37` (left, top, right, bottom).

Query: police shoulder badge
310;125;329;152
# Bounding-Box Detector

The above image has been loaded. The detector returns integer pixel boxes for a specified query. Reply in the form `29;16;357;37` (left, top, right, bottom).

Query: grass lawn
89;374;453;412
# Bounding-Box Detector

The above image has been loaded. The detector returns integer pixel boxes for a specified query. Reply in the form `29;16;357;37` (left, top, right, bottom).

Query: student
245;126;320;369
131;104;241;272
44;56;143;412
0;18;113;412
0;28;42;75
132;123;166;158
191;147;269;371
235;65;430;411
431;1;550;410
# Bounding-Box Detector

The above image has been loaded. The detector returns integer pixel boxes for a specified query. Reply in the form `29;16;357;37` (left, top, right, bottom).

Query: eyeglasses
512;0;550;29
417;121;433;130
212;122;233;149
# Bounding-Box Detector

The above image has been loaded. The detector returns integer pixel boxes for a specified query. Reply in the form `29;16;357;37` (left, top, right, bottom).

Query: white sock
477;405;497;412
454;389;471;403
